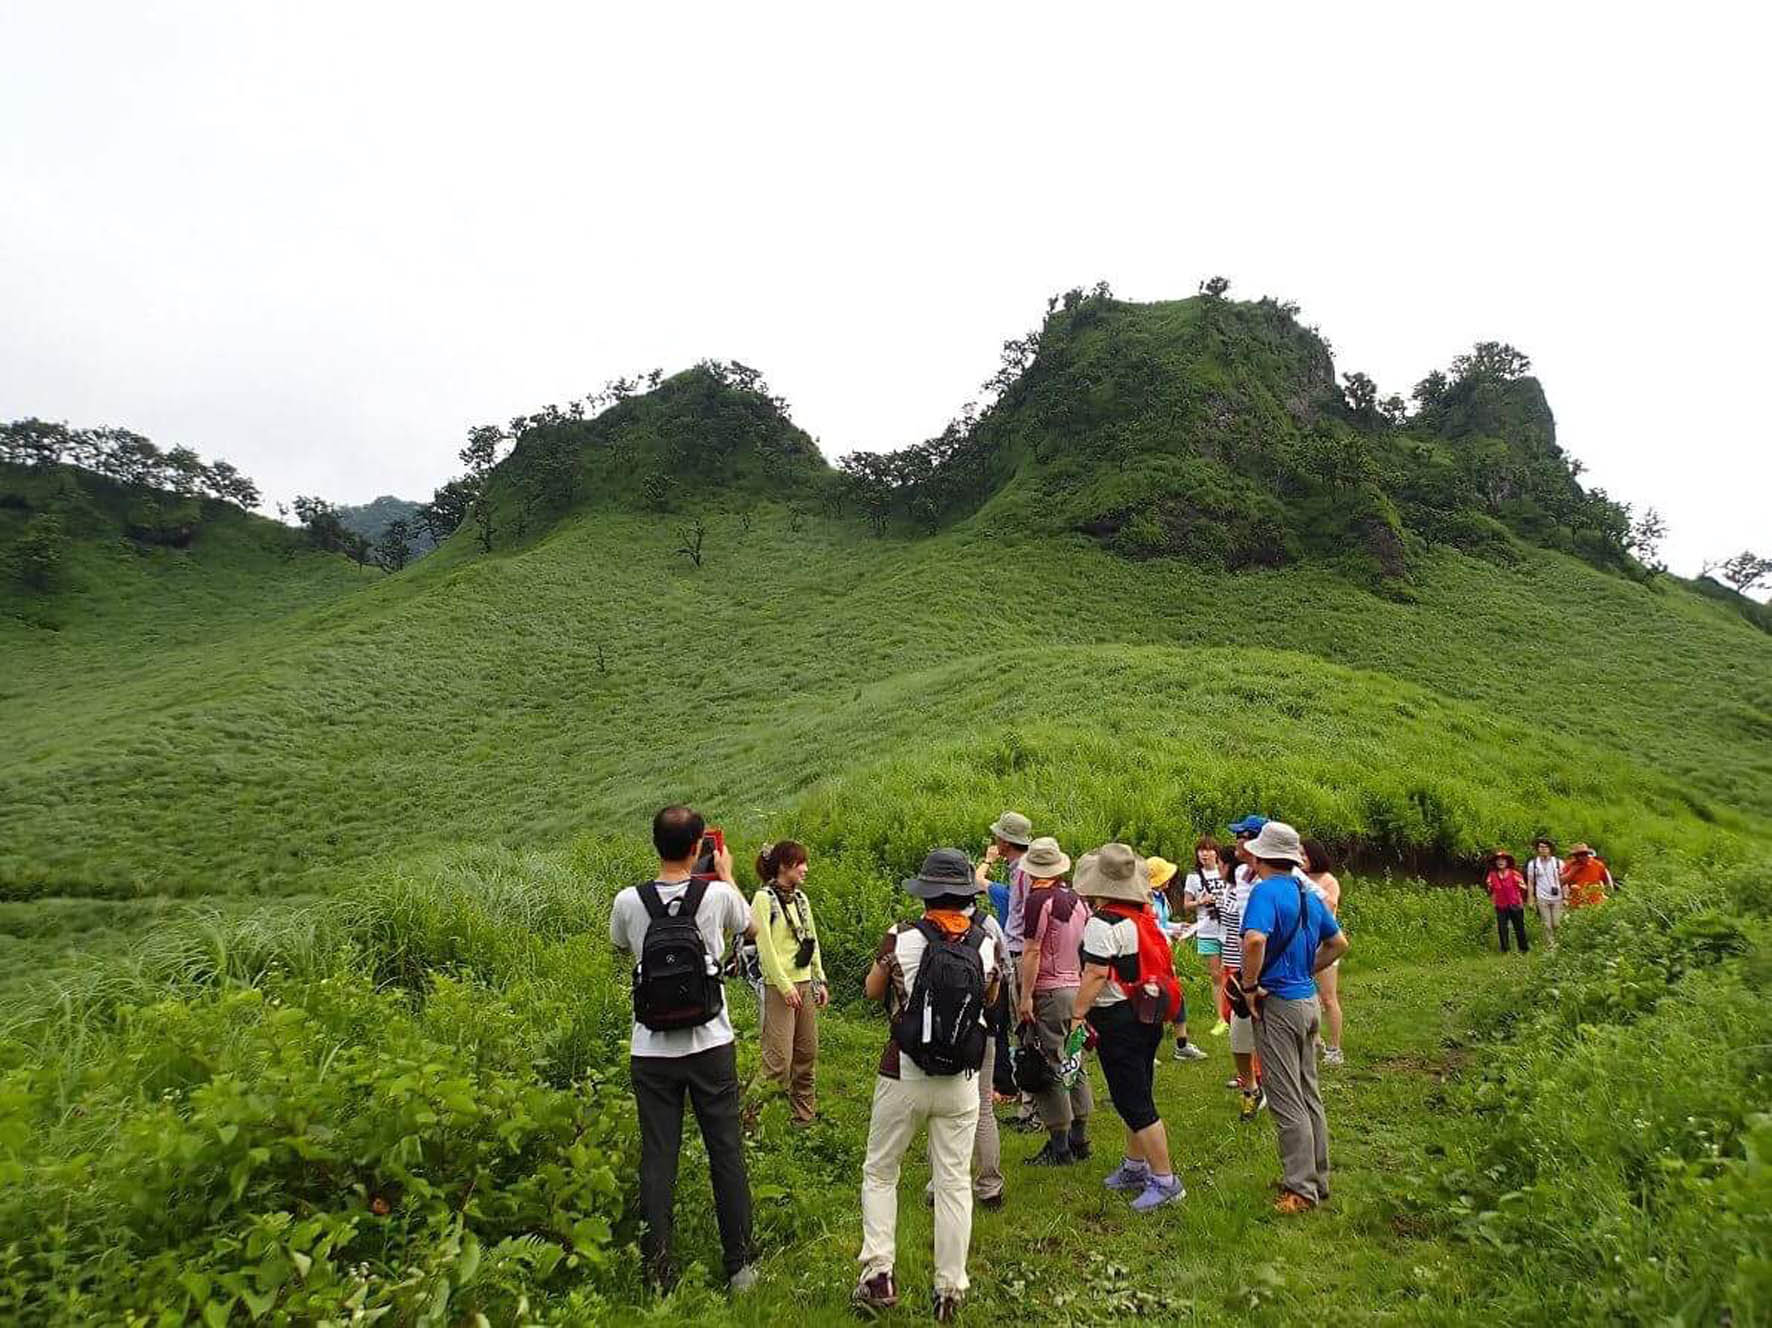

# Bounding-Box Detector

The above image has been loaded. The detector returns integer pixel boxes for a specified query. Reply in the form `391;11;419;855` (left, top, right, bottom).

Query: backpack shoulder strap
639;878;707;922
1255;879;1310;984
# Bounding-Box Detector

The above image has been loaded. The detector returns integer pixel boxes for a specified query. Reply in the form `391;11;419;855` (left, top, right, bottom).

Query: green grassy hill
0;296;1768;1325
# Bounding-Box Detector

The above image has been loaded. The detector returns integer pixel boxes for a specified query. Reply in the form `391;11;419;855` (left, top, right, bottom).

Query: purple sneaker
1130;1175;1186;1212
1103;1159;1150;1191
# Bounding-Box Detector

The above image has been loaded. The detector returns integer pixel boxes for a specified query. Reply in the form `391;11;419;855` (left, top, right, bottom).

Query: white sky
2;2;1767;581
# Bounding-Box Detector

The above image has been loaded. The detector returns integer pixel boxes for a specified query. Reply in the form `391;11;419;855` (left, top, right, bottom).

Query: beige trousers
859;1071;979;1295
1535;897;1564;945
760;981;818;1121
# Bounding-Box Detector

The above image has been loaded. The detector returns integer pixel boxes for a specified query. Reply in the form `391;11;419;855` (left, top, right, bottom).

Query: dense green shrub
1396;856;1772;1324
0;973;629;1324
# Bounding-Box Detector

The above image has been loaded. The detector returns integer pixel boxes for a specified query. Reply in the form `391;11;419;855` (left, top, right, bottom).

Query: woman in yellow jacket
752;840;828;1124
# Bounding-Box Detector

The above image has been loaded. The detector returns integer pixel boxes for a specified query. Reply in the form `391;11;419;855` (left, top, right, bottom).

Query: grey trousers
926;1036;1002;1201
1254;996;1331;1204
1030;986;1093;1130
631;1043;754;1282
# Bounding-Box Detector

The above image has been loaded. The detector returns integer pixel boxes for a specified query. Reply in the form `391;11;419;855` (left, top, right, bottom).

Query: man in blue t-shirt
1239;821;1349;1214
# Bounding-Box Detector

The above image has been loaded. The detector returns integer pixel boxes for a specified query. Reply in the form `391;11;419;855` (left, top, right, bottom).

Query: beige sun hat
1020;836;1071;879
1241;820;1309;870
989;811;1033;847
1073;842;1152;903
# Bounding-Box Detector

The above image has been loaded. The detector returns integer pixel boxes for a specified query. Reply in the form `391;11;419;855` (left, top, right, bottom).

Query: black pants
1087;1001;1164;1132
1496;907;1529;953
631;1042;753;1283
992;1015;1016;1096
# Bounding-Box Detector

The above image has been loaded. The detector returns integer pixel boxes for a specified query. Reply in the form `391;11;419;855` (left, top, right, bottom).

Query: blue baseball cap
1228;815;1269;836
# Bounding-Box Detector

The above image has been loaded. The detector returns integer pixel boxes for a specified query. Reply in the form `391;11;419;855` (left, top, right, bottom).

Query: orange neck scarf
922;908;973;939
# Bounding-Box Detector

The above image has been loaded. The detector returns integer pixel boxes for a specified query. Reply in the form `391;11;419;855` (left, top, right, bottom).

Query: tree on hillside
10;514;68;591
1411;370;1450;411
1704;550;1772;595
2;417;262;511
674;515;706;568
374;518;413;573
1342;372;1380;423
458;424;506;553
1451;341;1532;383
164;446;206;496
292;495;350;554
1199;275;1231;299
1626;507;1668;572
415;478;476;546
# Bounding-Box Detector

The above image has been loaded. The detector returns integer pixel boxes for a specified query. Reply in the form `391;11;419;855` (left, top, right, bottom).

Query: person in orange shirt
1560;843;1613;909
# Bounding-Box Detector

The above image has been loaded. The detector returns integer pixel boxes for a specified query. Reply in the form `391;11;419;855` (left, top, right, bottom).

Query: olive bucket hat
989;811;1034;847
902;848;977;900
1020;836;1071;879
1073;842;1152;904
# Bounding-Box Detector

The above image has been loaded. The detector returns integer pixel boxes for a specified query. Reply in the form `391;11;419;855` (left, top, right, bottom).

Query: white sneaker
1323;1046;1345;1066
729;1265;760;1294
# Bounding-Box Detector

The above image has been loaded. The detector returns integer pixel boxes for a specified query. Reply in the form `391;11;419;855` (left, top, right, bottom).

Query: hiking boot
977;1192;1004;1212
1102;1159;1151;1191
1238;1088;1266;1123
852;1271;898;1316
729;1265;760;1294
932;1288;965;1322
1323;1045;1345;1066
1068;1132;1092;1161
1130;1175;1186;1212
1025;1140;1076;1167
1274;1190;1317;1215
1172;1040;1208;1061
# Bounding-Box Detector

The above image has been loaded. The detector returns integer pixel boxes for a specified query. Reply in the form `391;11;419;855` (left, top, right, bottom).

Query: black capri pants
1087;1001;1164;1132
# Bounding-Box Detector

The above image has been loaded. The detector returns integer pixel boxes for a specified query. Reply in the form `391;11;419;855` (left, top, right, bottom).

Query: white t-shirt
610;878;752;1058
1525;856;1564;902
1184;870;1225;942
878;916;1002;1080
1080;911;1141;1008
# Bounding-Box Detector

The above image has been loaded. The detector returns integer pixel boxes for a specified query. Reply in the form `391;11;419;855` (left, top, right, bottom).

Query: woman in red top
1484;850;1529;954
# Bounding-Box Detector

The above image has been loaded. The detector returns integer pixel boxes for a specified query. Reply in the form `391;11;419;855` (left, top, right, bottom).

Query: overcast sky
3;3;1766;582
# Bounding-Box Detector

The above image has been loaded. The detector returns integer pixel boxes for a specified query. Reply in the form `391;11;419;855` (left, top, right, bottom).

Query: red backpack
1100;903;1182;1024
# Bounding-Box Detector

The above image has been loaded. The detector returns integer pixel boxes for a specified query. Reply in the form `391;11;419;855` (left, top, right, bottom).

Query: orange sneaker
1274;1191;1317;1215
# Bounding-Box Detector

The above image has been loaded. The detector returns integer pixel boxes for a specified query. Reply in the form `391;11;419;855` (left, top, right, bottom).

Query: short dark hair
926;892;977;912
1534;837;1555;851
653;805;705;860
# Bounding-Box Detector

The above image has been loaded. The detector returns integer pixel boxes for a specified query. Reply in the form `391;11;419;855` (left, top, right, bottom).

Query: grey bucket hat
1019;836;1071;880
1242;820;1308;869
902;848;977;900
1072;842;1151;904
989;811;1033;847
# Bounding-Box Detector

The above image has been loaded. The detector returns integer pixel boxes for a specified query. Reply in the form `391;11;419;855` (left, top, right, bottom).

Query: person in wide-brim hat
1074;843;1152;903
902;847;979;900
1568;843;1595;857
989;811;1034;848
1489;849;1517;869
1240;821;1309;871
1020;836;1072;879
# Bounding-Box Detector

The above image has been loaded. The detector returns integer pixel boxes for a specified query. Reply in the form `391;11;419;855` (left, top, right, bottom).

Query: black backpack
893;920;988;1076
632;879;724;1031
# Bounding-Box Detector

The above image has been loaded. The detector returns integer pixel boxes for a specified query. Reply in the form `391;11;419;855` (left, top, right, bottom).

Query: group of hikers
1481;838;1613;952
610;805;1346;1320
